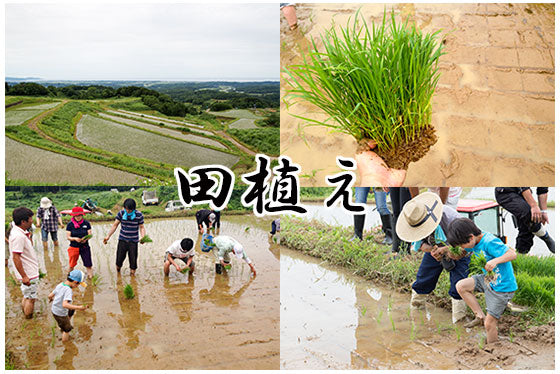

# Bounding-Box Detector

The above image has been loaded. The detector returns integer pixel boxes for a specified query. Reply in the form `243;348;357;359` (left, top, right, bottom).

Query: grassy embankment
280;216;554;327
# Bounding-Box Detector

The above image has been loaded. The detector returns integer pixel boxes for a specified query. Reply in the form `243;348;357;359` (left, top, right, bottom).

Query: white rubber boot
452;298;467;324
410;289;427;310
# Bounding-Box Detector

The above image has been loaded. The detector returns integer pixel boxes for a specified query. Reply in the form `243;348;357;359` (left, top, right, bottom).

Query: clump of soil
524;322;555;344
356;125;438;170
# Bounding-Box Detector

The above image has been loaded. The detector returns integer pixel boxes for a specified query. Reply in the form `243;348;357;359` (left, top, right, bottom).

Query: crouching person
164;238;195;276
49;270;89;342
212;235;256;277
395;192;470;323
447;218;517;344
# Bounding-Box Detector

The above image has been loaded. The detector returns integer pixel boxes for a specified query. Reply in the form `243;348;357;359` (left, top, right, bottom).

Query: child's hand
175;264;181;272
103;237;109;245
81;304;89;310
485;259;498;272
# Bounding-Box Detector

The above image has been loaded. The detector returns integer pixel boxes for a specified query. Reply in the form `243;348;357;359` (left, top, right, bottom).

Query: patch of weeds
5;351;16;370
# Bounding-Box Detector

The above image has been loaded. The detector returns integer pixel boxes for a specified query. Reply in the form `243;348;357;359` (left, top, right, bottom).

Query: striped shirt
116;210;144;242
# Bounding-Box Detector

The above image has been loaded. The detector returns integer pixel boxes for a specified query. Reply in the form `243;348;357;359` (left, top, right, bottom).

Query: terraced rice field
5;137;141;184
110;109;205;129
5;102;61;126
209;109;261;119
229;118;259;129
98;113;227;149
106;110;212;135
77;115;239;168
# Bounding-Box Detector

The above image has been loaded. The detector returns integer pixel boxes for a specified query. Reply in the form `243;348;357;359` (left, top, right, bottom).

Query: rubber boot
380;214;393;245
539;232;555;253
410;289;427;310
351;214;365;241
452;298;467;324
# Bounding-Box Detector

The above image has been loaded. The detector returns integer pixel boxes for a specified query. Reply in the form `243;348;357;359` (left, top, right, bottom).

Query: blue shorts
41;229;58;242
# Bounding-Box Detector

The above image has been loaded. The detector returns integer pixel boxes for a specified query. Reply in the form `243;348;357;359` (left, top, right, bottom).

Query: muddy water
281;3;555;186
281;248;468;369
5;216;279;370
280;247;554;370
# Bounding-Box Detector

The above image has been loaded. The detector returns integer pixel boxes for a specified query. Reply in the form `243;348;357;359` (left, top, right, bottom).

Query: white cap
233;243;244;259
209;213;216;222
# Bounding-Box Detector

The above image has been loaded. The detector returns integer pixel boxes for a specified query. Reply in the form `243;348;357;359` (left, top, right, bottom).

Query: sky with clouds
6;3;279;81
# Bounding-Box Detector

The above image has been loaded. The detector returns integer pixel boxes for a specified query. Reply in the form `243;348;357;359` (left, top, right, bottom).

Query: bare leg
485;314;499;343
163;261;171;276
281;5;298;30
42;240;48;251
62;331;70;342
53;240;59;247
23;299;35;319
456;278;485;319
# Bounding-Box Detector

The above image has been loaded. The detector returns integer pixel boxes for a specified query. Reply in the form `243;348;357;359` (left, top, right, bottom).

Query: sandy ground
280;3;554;186
281;248;554;370
5;217;279;370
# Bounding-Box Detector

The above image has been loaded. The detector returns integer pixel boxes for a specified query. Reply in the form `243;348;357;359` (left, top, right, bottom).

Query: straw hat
40;197;52;209
396;192;443;243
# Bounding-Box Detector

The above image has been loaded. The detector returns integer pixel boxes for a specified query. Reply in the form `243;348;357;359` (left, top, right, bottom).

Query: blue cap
68;270;87;287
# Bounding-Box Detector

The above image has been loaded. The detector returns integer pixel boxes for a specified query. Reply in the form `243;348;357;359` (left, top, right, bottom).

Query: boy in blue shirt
48;270;89;342
447;218;517;344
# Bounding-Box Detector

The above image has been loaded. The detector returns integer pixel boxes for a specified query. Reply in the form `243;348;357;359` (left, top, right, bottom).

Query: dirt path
25;100;68;145
280;3;555;186
216;130;257;156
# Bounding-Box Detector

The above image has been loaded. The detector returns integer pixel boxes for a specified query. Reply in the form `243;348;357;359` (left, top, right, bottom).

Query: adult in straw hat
396;191;471;324
36;197;63;251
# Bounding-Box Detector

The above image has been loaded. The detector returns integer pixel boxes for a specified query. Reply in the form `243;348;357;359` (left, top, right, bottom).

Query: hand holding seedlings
355;149;406;187
485;258;499;272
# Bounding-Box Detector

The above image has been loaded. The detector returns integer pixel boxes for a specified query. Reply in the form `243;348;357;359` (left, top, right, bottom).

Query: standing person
195;209;216;234
48;270;88;342
211;235;256;277
495;187;554;254
351;187;392;244
9;207;39;319
396;192;470;323
448;218;517;343
66;207;94;278
36;197;63;250
163;238;195;276
212;210;221;234
427;187;463;210
103;198;146;276
389;187;413;254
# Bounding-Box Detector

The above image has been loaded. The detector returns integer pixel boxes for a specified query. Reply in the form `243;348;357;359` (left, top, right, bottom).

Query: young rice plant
284;10;445;153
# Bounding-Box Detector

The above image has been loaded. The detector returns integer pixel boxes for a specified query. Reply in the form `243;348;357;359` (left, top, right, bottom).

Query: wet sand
281;247;554;370
5;216;279;370
280;3;554;186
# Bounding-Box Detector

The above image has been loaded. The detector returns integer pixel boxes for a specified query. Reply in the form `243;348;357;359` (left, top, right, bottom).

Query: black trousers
116;240;139;270
495;190;541;254
389;188;412;253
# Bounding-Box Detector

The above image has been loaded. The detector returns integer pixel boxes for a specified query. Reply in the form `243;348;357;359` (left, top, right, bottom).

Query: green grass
283;10;444;152
123;284;135;299
109;98;151;112
5;351;16;370
227;128;280;156
512;255;554;277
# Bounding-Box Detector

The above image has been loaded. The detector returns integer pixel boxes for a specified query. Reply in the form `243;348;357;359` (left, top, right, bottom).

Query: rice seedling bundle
180;266;191;274
82;234;93;241
139;235;153;244
123;284;135;299
284;10;444;169
468;251;496;283
447;245;463;257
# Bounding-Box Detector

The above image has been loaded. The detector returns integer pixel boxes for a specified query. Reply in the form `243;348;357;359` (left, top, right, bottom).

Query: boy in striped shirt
103;198;146;276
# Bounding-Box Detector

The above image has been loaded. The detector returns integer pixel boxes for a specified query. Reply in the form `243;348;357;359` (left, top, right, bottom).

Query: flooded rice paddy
229;118;259;129
98;113;227;149
4;137;141;185
108;110;206;130
77;115;239;168
5;216;279;369
280;247;554;370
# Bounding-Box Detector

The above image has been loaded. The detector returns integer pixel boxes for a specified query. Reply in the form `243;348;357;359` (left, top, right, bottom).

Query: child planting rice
284;10;444;174
48;270;89;342
447;218;517;343
103;198;147;276
163;238;195;276
65;206;94;278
